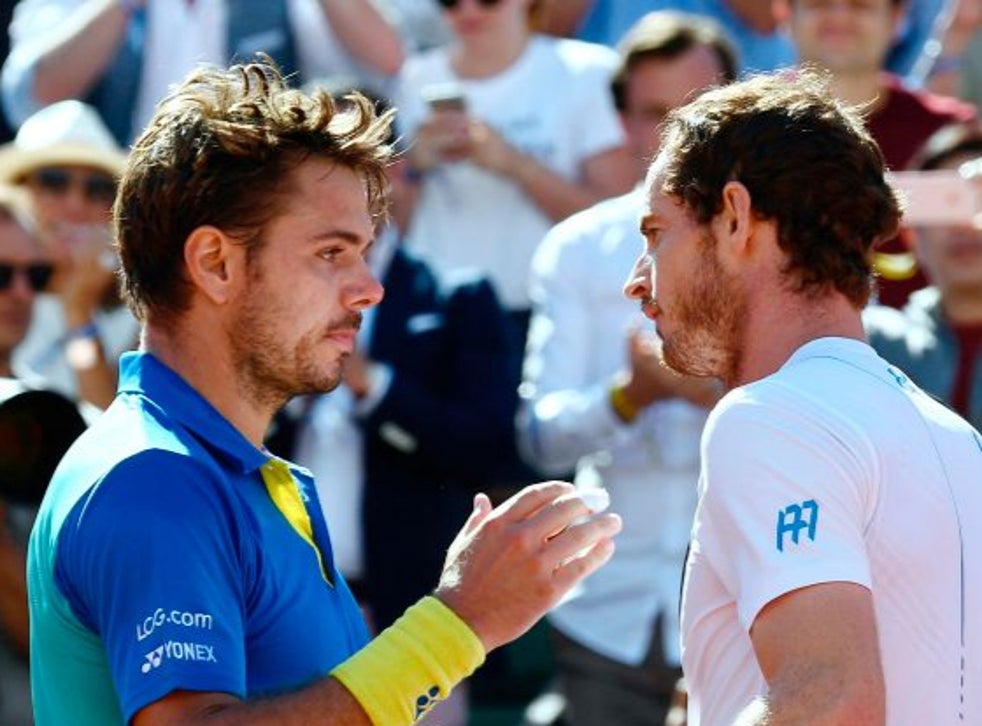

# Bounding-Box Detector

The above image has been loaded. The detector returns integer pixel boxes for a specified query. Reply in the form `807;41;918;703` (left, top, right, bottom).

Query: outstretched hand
435;481;621;653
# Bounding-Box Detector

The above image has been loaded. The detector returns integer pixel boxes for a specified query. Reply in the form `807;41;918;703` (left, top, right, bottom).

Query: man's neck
732;289;866;388
143;321;272;449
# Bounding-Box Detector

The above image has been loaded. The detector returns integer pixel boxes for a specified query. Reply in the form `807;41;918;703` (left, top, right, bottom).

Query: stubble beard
661;234;745;384
230;294;346;416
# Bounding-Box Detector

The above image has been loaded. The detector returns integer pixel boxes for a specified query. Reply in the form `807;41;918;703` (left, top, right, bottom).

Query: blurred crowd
1;1;981;724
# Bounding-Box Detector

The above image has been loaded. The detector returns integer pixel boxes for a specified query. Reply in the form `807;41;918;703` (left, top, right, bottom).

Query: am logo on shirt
776;499;819;552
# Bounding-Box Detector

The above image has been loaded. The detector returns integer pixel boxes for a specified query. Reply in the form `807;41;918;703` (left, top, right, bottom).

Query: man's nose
345;262;385;312
623;253;652;300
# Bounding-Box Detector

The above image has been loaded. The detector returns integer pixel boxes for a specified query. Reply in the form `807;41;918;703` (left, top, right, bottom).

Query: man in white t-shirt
624;69;982;725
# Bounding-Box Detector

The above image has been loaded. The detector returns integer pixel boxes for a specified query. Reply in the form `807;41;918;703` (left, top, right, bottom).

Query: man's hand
408;109;473;172
56;222;118;322
435;481;621;653
468;121;523;177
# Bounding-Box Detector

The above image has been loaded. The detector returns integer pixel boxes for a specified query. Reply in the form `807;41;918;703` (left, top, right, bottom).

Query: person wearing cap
0;99;136;409
0;184;51;725
865;123;982;431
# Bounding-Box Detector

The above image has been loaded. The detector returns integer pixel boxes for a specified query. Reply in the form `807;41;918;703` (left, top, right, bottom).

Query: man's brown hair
655;68;902;307
115;59;394;324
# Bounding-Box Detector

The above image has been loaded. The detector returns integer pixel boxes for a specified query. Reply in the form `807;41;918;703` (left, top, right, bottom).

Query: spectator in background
1;0;405;145
0;184;51;726
0;100;134;409
537;0;796;74
518;12;733;725
396;0;635;340
789;0;976;308
865;123;982;430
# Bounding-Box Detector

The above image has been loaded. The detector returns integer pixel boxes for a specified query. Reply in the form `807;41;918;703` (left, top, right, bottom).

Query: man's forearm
32;0;133;107
317;0;404;76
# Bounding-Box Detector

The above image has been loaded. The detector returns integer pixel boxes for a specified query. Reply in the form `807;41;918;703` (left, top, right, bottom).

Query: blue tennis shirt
28;352;370;725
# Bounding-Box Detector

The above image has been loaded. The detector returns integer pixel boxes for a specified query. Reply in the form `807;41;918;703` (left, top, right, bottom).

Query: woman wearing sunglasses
395;0;635;350
0;100;137;410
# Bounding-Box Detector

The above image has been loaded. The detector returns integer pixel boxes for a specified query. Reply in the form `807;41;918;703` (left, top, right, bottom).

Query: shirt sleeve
55;449;252;721
1;0;81;124
694;387;878;632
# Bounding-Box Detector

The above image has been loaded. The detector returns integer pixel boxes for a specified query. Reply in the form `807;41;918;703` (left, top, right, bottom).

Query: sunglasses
436;0;502;9
31;168;118;205
0;262;55;293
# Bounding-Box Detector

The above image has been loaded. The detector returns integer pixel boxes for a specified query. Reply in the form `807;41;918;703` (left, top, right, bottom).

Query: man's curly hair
654;68;903;307
115;59;395;323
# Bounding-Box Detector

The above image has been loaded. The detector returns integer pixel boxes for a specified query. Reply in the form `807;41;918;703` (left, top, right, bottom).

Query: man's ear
183;226;244;306
712;180;754;259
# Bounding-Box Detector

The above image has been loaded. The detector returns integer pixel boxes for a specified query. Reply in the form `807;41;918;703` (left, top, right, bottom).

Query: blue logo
776;499;819;552
415;685;442;718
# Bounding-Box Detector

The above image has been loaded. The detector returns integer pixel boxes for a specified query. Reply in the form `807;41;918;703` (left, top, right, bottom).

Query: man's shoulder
41;399;224;531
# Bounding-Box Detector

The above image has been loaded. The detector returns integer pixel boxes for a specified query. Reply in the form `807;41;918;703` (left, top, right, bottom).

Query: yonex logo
141;646;164;673
776;499;819;552
414;685;442;718
141;641;217;674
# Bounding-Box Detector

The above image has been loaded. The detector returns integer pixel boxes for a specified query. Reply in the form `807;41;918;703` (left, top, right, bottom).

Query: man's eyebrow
307;229;370;245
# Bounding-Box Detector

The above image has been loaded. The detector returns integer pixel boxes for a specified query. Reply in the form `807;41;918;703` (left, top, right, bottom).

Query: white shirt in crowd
396;35;626;311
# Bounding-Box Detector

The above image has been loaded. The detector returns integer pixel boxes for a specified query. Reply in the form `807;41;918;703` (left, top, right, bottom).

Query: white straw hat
0;100;127;183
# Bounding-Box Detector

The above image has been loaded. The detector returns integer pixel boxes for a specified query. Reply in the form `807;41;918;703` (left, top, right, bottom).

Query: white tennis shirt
681;337;982;725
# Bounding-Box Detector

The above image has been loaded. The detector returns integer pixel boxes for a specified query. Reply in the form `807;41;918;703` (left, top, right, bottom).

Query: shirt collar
116;351;269;475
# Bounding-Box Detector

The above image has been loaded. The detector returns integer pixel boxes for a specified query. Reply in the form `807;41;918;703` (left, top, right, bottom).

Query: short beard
661;232;745;384
228;263;353;416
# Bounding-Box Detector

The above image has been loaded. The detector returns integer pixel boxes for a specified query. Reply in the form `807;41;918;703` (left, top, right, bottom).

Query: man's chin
663;339;722;380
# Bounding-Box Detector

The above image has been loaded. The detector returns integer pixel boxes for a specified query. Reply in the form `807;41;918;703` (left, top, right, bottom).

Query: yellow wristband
331;596;486;724
609;383;639;423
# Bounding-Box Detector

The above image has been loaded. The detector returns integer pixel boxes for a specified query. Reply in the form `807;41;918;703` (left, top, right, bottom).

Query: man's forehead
641;155;670;213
